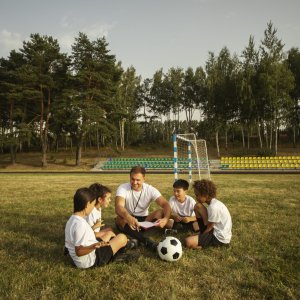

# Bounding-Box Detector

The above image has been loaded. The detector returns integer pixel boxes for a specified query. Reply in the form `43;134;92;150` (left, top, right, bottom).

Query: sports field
0;173;299;299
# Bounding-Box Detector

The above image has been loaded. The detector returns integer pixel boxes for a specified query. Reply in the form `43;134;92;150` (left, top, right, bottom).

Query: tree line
0;22;299;165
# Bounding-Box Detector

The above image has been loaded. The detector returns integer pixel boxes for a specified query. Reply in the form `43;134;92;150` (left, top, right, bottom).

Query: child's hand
94;219;105;229
174;215;182;222
181;217;189;223
94;241;109;248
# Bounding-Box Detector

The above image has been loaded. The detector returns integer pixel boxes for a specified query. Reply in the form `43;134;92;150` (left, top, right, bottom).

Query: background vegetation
0;21;299;167
0;173;299;299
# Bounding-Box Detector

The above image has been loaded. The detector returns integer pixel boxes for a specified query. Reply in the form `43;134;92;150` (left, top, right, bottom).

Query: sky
0;0;299;79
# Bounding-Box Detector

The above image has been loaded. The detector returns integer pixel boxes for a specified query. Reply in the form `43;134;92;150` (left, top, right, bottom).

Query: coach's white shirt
65;215;97;268
116;182;161;216
207;198;232;244
169;195;196;217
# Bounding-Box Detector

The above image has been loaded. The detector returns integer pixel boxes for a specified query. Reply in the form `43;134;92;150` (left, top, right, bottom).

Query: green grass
0;174;299;299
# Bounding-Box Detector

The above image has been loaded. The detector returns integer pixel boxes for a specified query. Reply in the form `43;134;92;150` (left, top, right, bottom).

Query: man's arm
115;196;140;230
155;196;171;228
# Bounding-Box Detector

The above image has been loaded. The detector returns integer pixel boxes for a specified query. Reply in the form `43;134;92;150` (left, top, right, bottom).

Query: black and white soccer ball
157;236;182;262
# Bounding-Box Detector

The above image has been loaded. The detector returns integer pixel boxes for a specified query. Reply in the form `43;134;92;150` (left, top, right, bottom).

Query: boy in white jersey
166;179;199;232
185;179;232;249
65;188;128;268
87;183;116;242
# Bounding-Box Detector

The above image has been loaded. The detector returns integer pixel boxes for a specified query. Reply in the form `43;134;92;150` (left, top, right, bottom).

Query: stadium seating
100;156;300;171
220;156;300;170
102;157;175;170
101;157;209;170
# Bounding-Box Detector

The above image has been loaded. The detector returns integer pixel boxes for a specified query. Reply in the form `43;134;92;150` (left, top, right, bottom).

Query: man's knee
147;208;164;221
115;216;127;232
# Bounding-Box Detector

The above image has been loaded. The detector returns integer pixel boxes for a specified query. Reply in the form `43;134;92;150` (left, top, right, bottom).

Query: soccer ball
157;236;182;262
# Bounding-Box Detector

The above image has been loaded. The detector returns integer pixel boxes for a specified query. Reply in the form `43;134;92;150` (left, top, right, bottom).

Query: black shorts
174;221;196;232
94;245;113;267
133;215;147;222
198;231;226;248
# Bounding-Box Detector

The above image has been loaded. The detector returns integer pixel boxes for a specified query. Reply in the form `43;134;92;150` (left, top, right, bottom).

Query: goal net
173;133;210;182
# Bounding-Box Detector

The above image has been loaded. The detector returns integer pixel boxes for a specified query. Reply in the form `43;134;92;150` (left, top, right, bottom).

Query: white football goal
173;133;211;182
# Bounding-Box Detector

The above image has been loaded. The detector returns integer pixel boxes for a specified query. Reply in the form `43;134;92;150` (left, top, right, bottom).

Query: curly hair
193;179;217;199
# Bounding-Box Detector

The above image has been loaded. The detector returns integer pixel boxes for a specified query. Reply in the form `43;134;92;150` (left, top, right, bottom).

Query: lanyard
131;186;143;213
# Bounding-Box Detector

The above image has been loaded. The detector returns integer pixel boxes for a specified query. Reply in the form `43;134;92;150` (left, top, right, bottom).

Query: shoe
63;246;69;256
113;252;139;263
125;238;139;250
144;239;158;253
164;229;178;236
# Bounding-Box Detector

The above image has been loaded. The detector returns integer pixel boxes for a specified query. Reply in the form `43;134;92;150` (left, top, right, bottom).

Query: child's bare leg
166;218;174;229
101;227;114;233
109;233;127;254
194;203;208;225
146;208;164;221
192;221;199;232
185;234;201;249
96;230;116;242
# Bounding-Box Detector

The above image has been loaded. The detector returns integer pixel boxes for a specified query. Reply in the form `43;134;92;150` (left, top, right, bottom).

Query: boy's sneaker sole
113;252;140;263
164;229;178;236
125;238;139;250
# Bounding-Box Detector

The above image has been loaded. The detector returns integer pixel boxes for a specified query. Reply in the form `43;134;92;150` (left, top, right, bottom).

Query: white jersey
207;198;232;244
86;207;102;232
65;215;97;269
169;195;196;217
116;182;161;216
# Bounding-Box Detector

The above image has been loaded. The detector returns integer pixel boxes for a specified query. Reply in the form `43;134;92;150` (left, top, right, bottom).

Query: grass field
0;173;299;299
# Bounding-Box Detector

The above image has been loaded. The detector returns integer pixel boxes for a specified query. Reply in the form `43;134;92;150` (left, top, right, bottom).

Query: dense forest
0;22;299;166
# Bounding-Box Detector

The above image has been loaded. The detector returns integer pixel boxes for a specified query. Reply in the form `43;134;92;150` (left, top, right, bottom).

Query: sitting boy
65;188;128;268
87;183;116;242
166;179;199;232
185;179;232;249
88;183;138;250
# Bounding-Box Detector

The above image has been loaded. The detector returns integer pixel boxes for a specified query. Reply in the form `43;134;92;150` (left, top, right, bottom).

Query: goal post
173;133;210;182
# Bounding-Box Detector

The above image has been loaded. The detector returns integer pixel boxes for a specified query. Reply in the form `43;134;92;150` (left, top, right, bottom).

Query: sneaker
164;229;178;236
63;246;69;256
125;238;139;250
113;252;139;263
144;239;158;253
